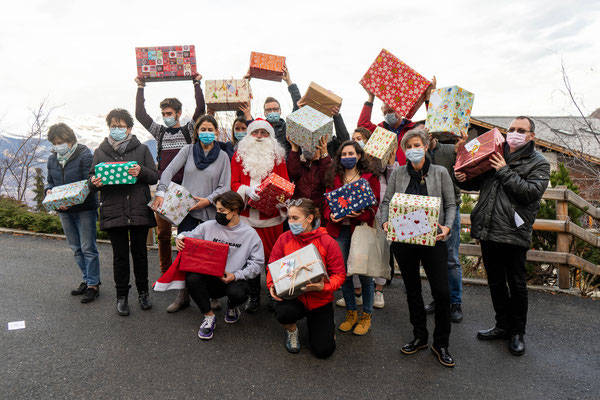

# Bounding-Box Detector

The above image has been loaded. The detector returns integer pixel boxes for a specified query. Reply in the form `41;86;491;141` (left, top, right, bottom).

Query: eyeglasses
251;131;270;138
264;107;280;113
507;128;532;134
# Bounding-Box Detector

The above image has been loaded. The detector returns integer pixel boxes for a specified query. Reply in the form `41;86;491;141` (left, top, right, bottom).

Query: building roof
471;116;600;164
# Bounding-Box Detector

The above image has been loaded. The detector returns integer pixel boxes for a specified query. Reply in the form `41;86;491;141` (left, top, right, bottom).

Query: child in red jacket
267;199;346;358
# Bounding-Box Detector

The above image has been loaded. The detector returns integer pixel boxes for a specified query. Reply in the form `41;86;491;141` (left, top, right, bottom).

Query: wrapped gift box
268;244;329;299
425;86;474;138
249;51;286;82
363;126;398;169
135;45;197;82
286;106;333;152
178;238;228;277
325;178;378;219
303;82;343;117
359;49;431;119
205;79;252;112
149;182;197;226
43;180;90;211
454;128;505;180
248;173;295;216
387;193;441;246
95;161;138;185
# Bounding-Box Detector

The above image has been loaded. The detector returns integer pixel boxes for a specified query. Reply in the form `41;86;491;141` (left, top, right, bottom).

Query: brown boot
166;288;190;313
353;312;372;336
338;310;358;332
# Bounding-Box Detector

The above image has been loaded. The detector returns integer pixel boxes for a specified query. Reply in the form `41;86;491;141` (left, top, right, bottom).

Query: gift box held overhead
325;178;378;219
178;238;229;277
425;86;474;138
387;193;441;246
248;173;295;216
149;182;197;226
42;180;90;211
205;79;252;112
363;126;398;169
135;45;197;81
249;52;286;82
303;82;343;117
454;128;505;180
268;244;329;299
360;49;431;119
95;162;138;185
286;106;333;152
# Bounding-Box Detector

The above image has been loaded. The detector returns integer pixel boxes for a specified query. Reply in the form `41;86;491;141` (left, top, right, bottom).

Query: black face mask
215;211;231;226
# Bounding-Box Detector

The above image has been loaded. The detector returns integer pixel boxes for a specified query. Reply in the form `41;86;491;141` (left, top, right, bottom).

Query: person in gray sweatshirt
176;191;264;340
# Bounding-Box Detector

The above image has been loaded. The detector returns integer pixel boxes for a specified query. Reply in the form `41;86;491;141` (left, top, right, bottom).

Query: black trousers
274;299;336;359
107;226;150;297
391;241;451;348
177;215;203;235
186;273;250;314
480;240;528;335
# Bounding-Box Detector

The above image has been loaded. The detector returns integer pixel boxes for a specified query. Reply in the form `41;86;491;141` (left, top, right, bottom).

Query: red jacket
286;149;332;211
266;227;346;311
323;172;380;238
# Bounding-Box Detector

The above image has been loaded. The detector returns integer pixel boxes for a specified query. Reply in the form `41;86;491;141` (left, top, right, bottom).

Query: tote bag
347;223;391;279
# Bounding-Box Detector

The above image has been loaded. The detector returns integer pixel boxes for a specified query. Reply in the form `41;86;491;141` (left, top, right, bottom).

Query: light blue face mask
198;132;216;145
234;131;247;141
163;116;177;128
266;112;280;123
405;148;425;163
289;218;308;235
110;127;128;141
384;113;399;126
356;140;365;148
52;143;70;155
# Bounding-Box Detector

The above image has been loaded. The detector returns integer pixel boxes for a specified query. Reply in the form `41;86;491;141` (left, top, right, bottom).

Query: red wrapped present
248;173;295;216
249;52;286;82
454;128;505;179
359;49;431;119
135;45;197;82
178;238;228;277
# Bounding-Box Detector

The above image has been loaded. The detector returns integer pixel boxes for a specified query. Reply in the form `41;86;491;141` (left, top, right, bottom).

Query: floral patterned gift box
135;45;197;82
325;178;378;219
94;161;138;185
387;193;441;247
363;126;398;169
248;173;295;217
149;182;197;226
286;106;333;153
42;180;91;211
205;79;252;112
425;85;474;138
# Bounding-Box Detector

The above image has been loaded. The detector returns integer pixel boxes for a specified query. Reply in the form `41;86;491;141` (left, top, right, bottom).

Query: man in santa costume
231;119;289;313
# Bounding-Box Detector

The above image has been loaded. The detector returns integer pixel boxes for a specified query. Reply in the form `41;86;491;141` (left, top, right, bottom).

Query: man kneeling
176;191;265;340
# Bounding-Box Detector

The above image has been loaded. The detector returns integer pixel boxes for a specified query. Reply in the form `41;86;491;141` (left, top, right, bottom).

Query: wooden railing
458;187;600;289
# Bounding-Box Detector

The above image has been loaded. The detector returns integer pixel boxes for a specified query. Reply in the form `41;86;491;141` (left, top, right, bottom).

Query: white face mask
52;143;70;155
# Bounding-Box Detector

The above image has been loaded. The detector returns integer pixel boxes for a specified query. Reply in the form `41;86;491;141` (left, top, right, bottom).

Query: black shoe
138;291;152;310
81;287;99;303
477;327;509;340
116;296;130;316
431;346;455;368
267;298;277;313
401;338;429;355
509;334;525;356
244;297;260;313
450;304;463;323
71;282;87;296
424;301;435;314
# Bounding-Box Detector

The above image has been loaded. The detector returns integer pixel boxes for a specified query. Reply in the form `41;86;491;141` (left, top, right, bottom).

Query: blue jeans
59;210;100;286
336;225;374;314
447;207;463;305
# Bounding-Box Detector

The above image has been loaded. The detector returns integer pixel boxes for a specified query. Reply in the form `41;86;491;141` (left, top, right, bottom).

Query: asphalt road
1;232;599;400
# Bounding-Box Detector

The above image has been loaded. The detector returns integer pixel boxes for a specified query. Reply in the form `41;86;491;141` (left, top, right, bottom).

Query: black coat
89;136;159;230
455;141;550;248
45;144;98;213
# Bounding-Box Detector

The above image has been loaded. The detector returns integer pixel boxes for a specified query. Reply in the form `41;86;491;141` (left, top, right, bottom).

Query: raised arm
357;88;377;132
134;78;154;131
191;74;206;122
283;63;301;112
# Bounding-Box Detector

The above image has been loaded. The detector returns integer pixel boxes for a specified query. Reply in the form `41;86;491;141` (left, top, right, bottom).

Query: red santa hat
247;118;275;137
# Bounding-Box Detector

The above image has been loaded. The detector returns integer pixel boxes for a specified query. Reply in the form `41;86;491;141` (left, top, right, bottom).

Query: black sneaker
138;291;152;310
81;287;99;303
116;296;130;316
450;304;463;323
424;301;435;314
244;297;260;313
71;282;87;296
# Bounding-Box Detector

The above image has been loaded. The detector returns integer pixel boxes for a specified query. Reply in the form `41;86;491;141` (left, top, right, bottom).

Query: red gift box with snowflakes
248;173;295;216
136;45;197;82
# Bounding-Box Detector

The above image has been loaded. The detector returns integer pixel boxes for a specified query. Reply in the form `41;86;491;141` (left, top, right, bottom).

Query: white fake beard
236;135;286;181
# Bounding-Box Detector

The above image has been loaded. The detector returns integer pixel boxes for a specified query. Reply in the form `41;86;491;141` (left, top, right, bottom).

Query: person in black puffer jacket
454;116;550;357
89;109;159;317
46;123;100;304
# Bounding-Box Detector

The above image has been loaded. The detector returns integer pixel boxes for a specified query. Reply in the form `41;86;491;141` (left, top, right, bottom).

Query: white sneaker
373;291;385;309
210;298;222;310
336;297;346;307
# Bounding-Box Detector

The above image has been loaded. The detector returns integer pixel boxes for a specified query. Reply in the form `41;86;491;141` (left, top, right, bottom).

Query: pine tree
32;168;46;212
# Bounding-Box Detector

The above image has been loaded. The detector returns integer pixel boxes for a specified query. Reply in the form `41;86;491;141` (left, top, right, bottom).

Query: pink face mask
506;132;528;149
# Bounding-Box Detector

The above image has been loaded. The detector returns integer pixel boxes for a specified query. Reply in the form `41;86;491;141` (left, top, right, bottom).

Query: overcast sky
1;0;599;136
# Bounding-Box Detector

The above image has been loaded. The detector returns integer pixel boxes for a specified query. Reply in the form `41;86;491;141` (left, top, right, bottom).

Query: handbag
178;237;229;277
347;223;391;279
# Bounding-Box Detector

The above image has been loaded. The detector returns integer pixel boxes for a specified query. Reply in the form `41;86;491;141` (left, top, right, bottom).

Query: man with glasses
454;116;550;356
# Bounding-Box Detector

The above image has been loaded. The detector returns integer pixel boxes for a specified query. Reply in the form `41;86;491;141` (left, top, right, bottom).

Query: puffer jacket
455;141;550;248
89;136;159;230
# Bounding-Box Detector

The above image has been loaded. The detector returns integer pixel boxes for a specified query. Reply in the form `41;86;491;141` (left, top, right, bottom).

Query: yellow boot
353;312;372;336
338;310;358;332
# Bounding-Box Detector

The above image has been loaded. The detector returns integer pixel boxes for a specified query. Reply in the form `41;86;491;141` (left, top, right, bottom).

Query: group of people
45;64;550;367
